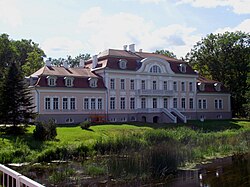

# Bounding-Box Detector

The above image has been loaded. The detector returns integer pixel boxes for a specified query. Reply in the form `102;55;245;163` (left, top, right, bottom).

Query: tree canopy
50;53;91;67
154;49;177;58
185;31;250;117
0;34;45;77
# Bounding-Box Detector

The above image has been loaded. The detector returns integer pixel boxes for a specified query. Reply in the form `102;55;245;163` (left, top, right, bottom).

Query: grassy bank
0;119;249;165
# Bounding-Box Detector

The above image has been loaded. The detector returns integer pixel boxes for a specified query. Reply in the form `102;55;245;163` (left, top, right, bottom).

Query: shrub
33;120;57;141
80;120;91;130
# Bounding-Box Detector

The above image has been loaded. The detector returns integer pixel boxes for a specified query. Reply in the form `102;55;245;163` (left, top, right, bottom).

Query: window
110;97;115;110
189;82;193;92
110;79;115;89
198;83;205;91
119;59;127;69
130;98;135;109
141;80;145;90
45;97;51;110
215;99;223;109
130;80;135;90
214;83;221;92
91;98;96;110
163;98;168;108
181;82;185;92
198;99;202;109
181;98;186;109
98;98;103;110
64;77;74;87
150;65;161;73
89;78;98;88
70;98;76;110
65;118;74;123
47;76;57;86
120;79;125;90
173;81;177;91
152;81;157;90
198;99;207;109
53;98;59;110
84;98;89;110
173;98;177;108
120;97;125;109
153;98;157;108
63;98;68;110
141;98;146;109
189;98;194;109
163;81;168;90
179;64;187;73
202;99;207;109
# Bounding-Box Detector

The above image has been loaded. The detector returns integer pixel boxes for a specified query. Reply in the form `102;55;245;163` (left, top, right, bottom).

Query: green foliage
185;31;250;117
0;34;45;77
33;120;57;141
154;49;177;58
80;120;91;130
0;62;36;128
50;53;91;67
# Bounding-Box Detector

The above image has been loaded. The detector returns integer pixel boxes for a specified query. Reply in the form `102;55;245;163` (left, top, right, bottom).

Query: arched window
150;65;161;73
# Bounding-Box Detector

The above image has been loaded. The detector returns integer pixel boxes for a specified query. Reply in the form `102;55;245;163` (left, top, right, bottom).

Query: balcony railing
136;89;174;96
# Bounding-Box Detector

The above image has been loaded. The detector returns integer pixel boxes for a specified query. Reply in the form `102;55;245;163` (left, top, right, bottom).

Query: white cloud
215;19;250;33
122;0;166;4
77;7;199;58
0;0;22;27
178;0;250;14
41;37;85;58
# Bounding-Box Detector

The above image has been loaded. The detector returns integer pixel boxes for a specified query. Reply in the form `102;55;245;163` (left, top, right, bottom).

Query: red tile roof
31;66;106;89
197;76;228;93
86;49;196;74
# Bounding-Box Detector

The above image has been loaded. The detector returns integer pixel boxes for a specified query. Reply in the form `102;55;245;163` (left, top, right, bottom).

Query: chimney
79;59;85;67
63;60;69;69
123;45;127;50
92;55;98;69
129;44;135;53
139;49;142;52
45;60;51;66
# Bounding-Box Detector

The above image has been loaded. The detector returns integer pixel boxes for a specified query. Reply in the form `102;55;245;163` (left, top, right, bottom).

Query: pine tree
0;62;36;129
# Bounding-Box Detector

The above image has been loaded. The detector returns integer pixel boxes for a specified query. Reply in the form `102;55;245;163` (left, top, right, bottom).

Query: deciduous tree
185;31;250;117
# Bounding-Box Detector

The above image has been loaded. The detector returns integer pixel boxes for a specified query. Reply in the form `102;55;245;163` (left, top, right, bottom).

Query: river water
8;153;250;186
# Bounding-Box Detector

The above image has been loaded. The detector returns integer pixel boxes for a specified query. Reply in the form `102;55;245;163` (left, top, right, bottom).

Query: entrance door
153;116;159;123
142;116;146;123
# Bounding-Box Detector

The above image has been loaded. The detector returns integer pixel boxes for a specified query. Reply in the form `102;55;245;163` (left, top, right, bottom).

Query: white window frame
52;97;59;110
110;97;116;110
130;97;135;109
62;97;68;110
130;79;135;90
70;97;76;110
45;97;51;110
84;98;89;110
110;79;115;89
120;97;126;109
120;79;125;90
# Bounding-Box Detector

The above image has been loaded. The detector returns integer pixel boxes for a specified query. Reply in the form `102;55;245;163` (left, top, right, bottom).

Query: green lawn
0;119;249;164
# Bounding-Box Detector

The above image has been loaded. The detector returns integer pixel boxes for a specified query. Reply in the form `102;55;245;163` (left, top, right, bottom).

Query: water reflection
8;153;250;187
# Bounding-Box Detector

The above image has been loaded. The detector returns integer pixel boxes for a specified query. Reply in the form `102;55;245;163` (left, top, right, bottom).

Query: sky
0;0;250;59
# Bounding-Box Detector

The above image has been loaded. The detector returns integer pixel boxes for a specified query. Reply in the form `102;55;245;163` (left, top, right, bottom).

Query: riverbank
0;119;249;185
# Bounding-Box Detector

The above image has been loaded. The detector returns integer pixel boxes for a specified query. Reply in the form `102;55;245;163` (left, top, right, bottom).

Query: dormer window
89;77;98;88
214;83;221;92
198;82;205;91
47;76;57;86
119;59;127;69
179;64;187;73
150;65;161;73
64;77;74;87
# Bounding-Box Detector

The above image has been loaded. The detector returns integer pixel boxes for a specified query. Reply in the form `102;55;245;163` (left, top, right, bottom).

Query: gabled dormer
88;77;98;88
119;59;127;69
64;77;74;87
198;82;205;91
179;63;187;73
47;76;57;86
214;82;222;92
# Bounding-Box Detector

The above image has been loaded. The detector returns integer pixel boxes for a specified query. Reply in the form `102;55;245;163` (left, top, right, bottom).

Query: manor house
27;44;231;124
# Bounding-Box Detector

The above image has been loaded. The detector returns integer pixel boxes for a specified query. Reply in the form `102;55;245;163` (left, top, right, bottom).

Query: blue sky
0;0;249;58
